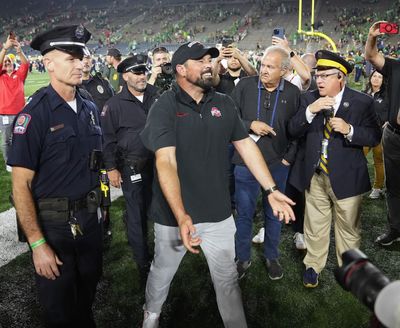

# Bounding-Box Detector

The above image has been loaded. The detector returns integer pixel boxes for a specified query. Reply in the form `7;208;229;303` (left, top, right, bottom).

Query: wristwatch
264;185;278;195
290;51;296;58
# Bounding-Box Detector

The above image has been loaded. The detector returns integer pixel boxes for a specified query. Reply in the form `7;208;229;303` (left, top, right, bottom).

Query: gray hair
262;46;291;70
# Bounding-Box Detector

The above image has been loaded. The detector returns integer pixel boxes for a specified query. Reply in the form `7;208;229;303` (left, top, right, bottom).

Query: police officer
101;54;159;278
7;25;103;327
81;50;114;112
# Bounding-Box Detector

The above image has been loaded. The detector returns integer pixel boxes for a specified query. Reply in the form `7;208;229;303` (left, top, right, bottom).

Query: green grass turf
24;71;50;98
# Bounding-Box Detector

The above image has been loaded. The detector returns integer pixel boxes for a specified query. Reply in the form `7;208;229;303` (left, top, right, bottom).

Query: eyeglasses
314;72;338;81
264;92;271;110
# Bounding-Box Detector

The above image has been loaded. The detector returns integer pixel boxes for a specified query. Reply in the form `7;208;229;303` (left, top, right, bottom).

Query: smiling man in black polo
140;41;296;328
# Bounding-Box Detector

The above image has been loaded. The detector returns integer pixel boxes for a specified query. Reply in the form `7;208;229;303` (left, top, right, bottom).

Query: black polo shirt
231;76;300;165
140;82;248;226
379;57;400;128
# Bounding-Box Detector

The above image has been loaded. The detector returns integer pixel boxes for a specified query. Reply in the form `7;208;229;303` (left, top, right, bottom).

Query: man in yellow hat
288;50;381;288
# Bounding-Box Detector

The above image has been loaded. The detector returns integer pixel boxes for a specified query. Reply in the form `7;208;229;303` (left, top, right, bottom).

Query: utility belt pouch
89;149;103;171
86;188;102;214
37;197;70;222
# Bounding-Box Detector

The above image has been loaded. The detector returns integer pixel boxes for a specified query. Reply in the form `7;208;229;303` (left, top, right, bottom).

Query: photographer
365;21;400;246
147;46;173;92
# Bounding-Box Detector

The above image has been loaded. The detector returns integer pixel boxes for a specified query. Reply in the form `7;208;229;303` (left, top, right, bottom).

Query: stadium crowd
1;1;400;326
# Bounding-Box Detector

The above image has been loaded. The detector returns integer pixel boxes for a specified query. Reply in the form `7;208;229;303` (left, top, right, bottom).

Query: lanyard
257;78;281;127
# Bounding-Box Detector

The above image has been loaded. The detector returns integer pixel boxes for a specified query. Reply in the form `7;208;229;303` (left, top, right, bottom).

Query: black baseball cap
107;48;121;57
117;54;149;73
171;41;219;71
31;25;91;58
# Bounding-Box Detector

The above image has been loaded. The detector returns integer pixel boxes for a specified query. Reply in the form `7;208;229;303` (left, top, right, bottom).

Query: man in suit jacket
288;50;381;288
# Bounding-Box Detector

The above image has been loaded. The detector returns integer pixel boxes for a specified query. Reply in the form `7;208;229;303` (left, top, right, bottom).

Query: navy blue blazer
288;87;382;200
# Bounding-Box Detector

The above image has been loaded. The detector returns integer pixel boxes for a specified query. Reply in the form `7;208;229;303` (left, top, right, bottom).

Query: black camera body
335;249;400;328
156;63;174;92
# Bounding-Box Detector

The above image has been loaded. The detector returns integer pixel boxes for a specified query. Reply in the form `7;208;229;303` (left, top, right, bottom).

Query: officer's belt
37;189;100;222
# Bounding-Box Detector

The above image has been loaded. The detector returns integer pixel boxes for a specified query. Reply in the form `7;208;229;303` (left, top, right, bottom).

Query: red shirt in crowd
0;62;29;115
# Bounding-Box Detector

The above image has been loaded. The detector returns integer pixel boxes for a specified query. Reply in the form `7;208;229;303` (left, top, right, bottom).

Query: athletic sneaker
293;232;307;250
303;268;319;288
369;188;383;199
252;227;265;243
375;230;400;246
236;260;252;280
266;259;283;280
142;310;160;328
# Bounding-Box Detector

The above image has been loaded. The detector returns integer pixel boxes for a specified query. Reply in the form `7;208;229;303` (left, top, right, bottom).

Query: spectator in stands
147;46;173;92
232;46;300;280
366;21;400;246
363;70;388;200
103;48;123;92
289;50;381;288
354;50;365;84
0;33;29;171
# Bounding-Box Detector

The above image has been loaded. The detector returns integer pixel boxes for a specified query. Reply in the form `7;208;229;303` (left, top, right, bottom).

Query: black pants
120;161;153;269
285;182;305;234
36;210;103;328
382;126;400;233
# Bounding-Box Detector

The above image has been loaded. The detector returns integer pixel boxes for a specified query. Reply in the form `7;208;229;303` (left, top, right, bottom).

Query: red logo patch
176;112;189;117
211;107;222;118
13;114;32;135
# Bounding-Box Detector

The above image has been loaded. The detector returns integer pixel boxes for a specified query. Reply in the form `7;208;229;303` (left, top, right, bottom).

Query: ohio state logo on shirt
211;107;222;118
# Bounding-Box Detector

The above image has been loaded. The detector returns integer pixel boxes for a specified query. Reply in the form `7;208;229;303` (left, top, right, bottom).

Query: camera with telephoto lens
335;249;400;328
156;63;174;92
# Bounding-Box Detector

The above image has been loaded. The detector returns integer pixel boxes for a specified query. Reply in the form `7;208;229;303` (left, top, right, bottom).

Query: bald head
301;53;317;71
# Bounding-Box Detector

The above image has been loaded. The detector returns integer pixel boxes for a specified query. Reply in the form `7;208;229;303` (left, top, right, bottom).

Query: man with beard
140;41;295;328
81;50;114;112
212;45;257;95
101;54;159;280
0;33;29;170
103;48;123;92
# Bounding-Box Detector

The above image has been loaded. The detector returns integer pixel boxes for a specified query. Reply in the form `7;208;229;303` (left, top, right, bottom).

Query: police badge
75;25;85;39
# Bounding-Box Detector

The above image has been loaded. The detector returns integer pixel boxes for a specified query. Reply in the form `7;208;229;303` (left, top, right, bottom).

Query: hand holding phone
379;22;399;34
272;27;285;39
9;31;16;40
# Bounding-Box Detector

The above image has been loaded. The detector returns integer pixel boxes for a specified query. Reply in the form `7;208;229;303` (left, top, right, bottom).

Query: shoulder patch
13;114;32;134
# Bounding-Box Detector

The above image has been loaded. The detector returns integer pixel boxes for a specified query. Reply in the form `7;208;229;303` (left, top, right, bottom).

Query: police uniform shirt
8;85;102;201
81;74;115;112
140;82;248;227
101;84;159;170
379;57;400;128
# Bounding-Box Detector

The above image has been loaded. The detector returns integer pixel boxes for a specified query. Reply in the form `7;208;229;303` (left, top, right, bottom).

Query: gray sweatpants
144;216;247;328
0;115;15;165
